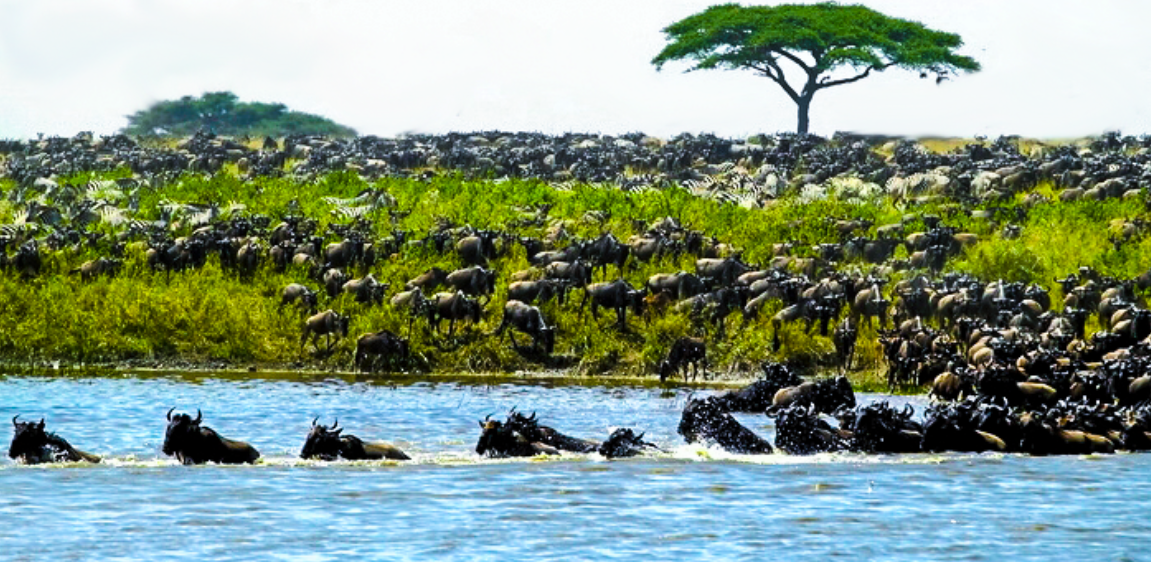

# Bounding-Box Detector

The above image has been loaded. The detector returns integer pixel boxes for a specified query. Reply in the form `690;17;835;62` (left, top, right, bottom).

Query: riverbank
1;132;1149;394
0;361;905;393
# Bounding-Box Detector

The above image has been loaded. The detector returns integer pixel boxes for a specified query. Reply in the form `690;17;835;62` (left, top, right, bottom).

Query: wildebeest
301;309;350;352
597;428;660;459
445;266;497;303
162;409;260;465
677;396;773;454
405;267;449;291
506;279;568;305
581;279;645;329
772;376;856;415
235;240;262;278
582;233;630;277
850;283;889;328
428;291;482;336
658;337;706;383
920;404;1006;453
1018;411;1115;455
696;257;754;286
771;404;847;455
353;329;409;372
842;401;924;454
504;409;597;453
70;257;122;282
300;418;410;461
279;283;318;313
324;238;364;269
8;416;100;464
456;234;497;267
342;273;387;305
711;363;803;413
475;415;558;458
323;267;348;299
544;260;592;287
390;287;429;335
832;317;858;374
494;300;555;354
930;371;974;402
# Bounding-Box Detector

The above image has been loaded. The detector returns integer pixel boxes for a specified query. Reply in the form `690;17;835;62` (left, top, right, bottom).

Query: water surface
0;375;1143;561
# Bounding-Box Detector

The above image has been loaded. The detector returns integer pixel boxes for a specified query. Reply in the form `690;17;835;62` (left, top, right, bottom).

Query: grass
0;167;1146;393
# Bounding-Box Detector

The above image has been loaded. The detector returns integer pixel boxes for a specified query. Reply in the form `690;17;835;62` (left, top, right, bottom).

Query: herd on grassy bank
3;131;1151;397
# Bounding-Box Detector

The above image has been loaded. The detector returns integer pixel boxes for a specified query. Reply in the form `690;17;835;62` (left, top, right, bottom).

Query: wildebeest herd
13;358;1151;466
7;129;1151;464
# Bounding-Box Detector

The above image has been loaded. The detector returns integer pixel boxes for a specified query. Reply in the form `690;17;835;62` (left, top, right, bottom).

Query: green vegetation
122;91;356;138
1;167;1148;393
652;3;980;133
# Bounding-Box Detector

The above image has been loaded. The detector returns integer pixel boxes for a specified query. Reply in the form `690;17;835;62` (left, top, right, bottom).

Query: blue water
0;374;1145;561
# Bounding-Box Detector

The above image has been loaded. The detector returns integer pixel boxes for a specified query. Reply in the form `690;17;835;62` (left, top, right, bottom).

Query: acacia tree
652;3;980;134
123;91;357;138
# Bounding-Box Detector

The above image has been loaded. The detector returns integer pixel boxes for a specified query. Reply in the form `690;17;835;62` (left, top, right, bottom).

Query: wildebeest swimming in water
677;396;773;454
770;404;848;455
300;418;410;461
710;363;803;413
771;376;857;415
479;409;659;459
475;414;559;458
503;409;598;453
8;416;100;464
596;428;661;459
162;408;261;465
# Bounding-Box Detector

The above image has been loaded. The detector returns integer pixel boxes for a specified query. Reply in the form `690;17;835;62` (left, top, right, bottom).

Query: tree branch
739;60;801;103
816;62;896;89
762;58;801;102
772;48;812;73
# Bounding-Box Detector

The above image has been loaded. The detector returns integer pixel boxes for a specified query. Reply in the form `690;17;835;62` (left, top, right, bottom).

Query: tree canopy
652;3;981;133
122;92;357;138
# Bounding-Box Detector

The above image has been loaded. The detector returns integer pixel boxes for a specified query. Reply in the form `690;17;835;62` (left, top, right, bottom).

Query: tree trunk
796;96;812;135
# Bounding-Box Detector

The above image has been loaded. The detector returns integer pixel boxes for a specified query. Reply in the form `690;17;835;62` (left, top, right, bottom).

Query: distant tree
652;3;981;134
123;91;357;138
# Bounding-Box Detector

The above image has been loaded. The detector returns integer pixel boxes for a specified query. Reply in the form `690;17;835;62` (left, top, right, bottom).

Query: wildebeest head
597;427;658;459
539;326;556;354
465;297;483;323
475;415;510;457
162;408;202;458
8;415;47;461
627;289;646;316
825;376;857;411
482;268;497;295
300;417;343;460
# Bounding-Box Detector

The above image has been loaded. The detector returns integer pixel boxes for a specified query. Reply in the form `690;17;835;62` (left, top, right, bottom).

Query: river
0;374;1143;561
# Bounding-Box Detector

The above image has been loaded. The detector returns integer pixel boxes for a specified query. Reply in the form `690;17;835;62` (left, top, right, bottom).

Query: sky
1;0;1149;140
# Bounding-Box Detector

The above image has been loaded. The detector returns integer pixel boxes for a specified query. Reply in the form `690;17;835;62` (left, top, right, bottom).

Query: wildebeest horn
194;409;202;424
312;416;319;428
12;415;18;426
38;418;45;429
167;407;175;421
332;418;339;430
